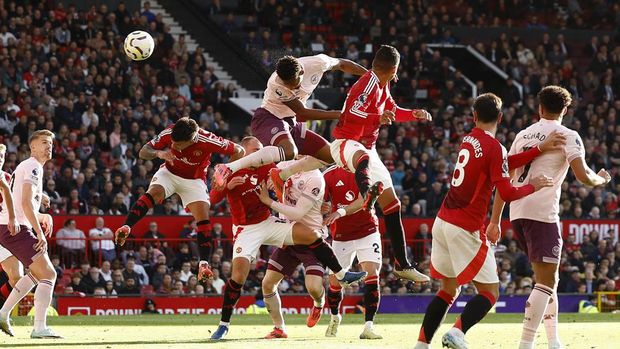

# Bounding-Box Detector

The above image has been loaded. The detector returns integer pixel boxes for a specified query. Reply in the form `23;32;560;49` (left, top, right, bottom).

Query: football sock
311;288;325;308
327;284;343;315
364;276;380;322
456;291;496;334
308;238;343;274
543;291;561;346
383;203;411;269
33;279;54;331
418;289;456;343
125;193;155;227
227;146;286;173
220;279;243;323
520;283;553;345
264;291;285;329
0;273;37;320
196;220;212;261
279;156;326;180
354;155;371;197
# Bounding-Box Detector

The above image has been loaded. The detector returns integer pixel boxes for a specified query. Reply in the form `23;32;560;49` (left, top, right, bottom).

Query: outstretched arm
333;58;367;76
283;99;341;121
570;157;611;187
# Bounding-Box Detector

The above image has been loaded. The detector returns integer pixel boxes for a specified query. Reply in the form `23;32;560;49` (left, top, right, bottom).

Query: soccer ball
124;31;155;61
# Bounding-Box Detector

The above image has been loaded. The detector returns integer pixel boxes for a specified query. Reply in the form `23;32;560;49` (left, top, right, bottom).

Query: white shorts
232;216;296;262
329;139;393;189
430;217;499;285
0;244;12;263
150;167;209;207
330;232;382;274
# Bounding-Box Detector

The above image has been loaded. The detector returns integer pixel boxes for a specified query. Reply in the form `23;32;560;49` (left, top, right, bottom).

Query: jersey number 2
451;149;470;187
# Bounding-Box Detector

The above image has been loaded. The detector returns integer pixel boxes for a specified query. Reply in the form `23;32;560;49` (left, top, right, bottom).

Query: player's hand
530;174;554;191
413;109;432;121
41;193;50;210
156;150;175;162
323;211;342;226
34;232;47;253
255;181;272;205
597;168;612;184
538;130;567;152
321;201;332;215
227;176;244;190
380;110;395;125
39;213;54;237
7;217;19;236
486;222;501;245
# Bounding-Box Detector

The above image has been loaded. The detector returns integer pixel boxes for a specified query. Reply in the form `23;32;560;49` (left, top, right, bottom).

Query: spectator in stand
111;270;124;294
413;223;432;260
56;219;87;268
89;217;116;262
126;256;150;286
210;223;230;258
100;261;113;282
136;246;154;277
173;243;192;271
179;262;193;283
79;267;107;295
158;274;174;294
211;268;225;294
144;222;166;240
50;255;63;280
70;272;85;294
118;277;140;295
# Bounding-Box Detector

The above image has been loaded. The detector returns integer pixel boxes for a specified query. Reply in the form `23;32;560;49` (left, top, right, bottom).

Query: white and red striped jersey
149;126;235;180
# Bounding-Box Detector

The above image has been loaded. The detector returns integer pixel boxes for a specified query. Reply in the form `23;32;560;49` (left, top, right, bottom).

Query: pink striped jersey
149;125;235;180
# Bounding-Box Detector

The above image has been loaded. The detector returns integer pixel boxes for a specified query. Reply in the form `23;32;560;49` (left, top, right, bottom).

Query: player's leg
358;261;382;339
325;238;354;337
23;253;61;338
328;139;379;207
262;269;288;338
215;257;250;333
273;129;334;180
185;195;215;282
304;274;325;328
0;256;23;307
115;180;166;245
290;222;366;286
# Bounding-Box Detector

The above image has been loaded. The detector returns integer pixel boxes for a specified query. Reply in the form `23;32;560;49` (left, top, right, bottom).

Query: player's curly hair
171;117;198;142
276;56;302;82
538;85;572;115
473;93;503;123
372;45;400;72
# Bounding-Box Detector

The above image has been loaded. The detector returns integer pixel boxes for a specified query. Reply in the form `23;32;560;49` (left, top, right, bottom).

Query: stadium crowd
0;0;617;300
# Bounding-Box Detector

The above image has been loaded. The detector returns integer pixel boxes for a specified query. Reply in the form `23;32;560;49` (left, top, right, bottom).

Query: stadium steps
148;0;269;93
144;0;246;92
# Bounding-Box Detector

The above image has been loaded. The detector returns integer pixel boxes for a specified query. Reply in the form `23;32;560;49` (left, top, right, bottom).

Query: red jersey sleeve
384;88;414;122
209;186;227;205
490;143;535;201
199;131;236;155
149;127;172;150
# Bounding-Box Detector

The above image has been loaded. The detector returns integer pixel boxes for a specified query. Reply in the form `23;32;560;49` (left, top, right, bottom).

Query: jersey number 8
451;149;470;187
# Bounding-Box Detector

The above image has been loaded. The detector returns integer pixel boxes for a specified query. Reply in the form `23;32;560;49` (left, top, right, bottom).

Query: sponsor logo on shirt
345;190;355;202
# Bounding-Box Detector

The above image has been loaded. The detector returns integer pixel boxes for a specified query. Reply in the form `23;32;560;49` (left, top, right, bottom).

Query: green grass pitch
1;313;619;349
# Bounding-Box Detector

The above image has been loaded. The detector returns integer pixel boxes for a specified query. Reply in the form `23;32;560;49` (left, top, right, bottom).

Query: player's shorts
0;244;13;263
511;219;562;264
329;139;393;189
0;225;45;267
232;216;295;262
430;217;499;285
150;167;209;207
329;232;382;274
251;107;329;156
267;245;324;277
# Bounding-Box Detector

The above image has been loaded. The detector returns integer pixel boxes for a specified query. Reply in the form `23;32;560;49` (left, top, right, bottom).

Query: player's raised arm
282;98;341;121
384;91;432;124
332;58;367;76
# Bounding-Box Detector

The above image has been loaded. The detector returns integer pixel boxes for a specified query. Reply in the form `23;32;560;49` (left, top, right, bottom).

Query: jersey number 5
451;149;470;187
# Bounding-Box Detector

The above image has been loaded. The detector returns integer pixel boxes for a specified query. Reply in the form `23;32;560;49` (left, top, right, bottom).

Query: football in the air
124;30;155;61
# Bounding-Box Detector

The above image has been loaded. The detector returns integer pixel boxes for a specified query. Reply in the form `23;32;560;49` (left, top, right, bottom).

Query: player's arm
0;176;18;235
208;186;228;205
255;181;314;221
507;131;567;170
229;143;245;161
570;157;611;187
332;58;367;76
139;143;173;161
283;99;341;121
22;183;46;251
487;190;505;244
492;144;552;202
324;194;364;226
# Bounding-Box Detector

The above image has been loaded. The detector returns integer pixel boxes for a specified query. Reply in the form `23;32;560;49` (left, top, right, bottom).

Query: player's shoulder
196;129;227;146
352;71;379;93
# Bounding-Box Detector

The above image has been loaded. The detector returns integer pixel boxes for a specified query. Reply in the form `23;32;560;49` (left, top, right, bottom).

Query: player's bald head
372;45;400;72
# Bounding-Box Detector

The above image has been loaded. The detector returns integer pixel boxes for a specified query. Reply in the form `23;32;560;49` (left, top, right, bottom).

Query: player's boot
359;325;383;339
0;318;13;337
265;327;288;339
548;342;565;349
394;266;430;283
362;182;384;211
325;314;341;337
337;271;368;287
441;328;468;349
210;324;229;340
269;167;284;201
30;327;63;339
306;305;322;327
413;341;431;349
114;225;131;246
213;164;232;189
197;260;214;282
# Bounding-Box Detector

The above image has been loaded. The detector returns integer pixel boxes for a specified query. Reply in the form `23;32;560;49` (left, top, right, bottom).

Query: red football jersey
332;70;401;149
438;128;510;233
210;164;274;226
149;126;235;180
323;166;378;241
